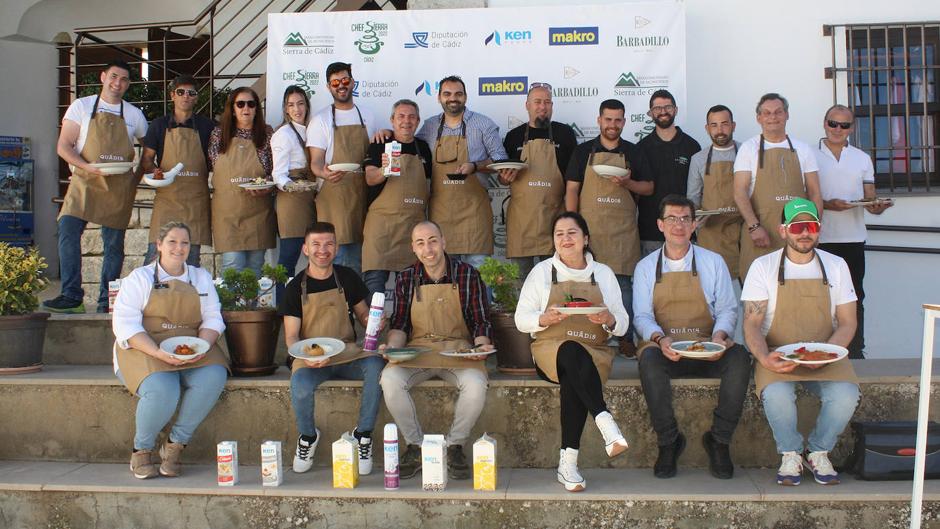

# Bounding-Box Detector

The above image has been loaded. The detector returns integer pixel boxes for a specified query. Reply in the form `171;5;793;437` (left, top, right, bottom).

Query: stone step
1;361;936;469
0;460;934;529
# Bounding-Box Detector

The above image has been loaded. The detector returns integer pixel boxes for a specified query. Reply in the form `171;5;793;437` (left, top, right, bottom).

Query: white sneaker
292;429;319;473
805;451;841;485
557;448;586;492
356;433;373;475
595;411;629;458
776;451;803;486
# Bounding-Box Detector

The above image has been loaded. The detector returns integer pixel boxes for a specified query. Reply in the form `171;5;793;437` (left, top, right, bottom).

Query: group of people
55;59;889;491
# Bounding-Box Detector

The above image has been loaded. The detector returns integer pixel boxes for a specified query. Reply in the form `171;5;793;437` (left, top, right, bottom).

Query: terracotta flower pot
222;309;279;376
0;312;50;375
490;310;535;375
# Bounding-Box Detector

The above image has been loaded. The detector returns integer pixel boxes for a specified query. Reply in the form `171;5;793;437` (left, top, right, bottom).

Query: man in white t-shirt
741;198;859;487
816;104;893;358
733;93;822;281
43;59;148;314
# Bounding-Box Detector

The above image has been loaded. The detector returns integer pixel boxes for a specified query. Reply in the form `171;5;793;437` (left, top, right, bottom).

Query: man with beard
416;75;508;269
564;99;654;356
637;90;701;258
687;105;742;279
742;198;858;486
500;83;578;279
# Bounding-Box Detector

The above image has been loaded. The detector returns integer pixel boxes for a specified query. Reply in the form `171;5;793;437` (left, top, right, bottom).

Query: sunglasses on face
329;76;352;88
827;119;852;130
530;82;553;91
786;220;820;235
175;88;198;97
234;100;257;109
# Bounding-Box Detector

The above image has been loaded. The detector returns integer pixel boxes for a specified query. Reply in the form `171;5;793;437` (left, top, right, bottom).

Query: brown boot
619;340;637;358
159;441;185;477
130;450;158;479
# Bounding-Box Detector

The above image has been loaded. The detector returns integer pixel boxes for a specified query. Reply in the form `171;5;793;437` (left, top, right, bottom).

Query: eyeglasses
329;76;352;88
826;119;852;130
174;88;198;97
530;82;553;91
785;220;820;235
662;215;694;226
759;109;786;118
649;104;676;115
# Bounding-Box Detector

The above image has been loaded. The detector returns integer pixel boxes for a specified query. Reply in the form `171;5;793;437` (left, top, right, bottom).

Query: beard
533;116;550;129
332;89;351;104
654;113;675;129
711;133;733;147
442;100;466;116
786;237;816;254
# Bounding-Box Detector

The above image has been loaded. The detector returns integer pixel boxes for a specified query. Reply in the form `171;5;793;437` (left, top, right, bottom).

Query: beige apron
696;146;742;278
116;264;229;395
315;105;368;245
210;136;277;253
753;252;858;395
739;135;807;279
530;267;614;383
636;247;716;358
291;270;373;373
276;122;317;239
149;124;212;245
506;128;564;258
60;95;139;229
578;148;641;275
362;151;428;272
429;119;493;255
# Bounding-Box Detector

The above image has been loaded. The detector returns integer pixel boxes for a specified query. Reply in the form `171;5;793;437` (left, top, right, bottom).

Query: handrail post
911;303;940;529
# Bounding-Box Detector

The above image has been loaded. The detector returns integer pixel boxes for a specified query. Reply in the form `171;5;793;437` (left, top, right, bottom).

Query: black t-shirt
363;137;432;205
278;265;370;328
502;121;578;175
636;127;702;241
564;136;654;187
142;114;216;168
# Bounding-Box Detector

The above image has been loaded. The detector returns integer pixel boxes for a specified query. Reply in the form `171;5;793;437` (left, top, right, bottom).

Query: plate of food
327;163;362;172
439;346;498;358
671;340;727;359
288;337;346;361
159;336;211;360
695;209;725;218
287;179;319;192
487;160;528;171
89;161;136;175
591;164;629;178
238;177;275;190
777;342;849;365
847;198;894;207
143;162;183;188
384;347;430;362
555;296;606;315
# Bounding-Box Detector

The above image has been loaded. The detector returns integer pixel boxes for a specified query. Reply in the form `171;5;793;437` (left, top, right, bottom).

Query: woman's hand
538;306;569;327
586;308;613;326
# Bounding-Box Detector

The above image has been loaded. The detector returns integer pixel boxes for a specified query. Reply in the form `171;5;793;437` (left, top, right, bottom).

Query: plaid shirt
390;254;493;341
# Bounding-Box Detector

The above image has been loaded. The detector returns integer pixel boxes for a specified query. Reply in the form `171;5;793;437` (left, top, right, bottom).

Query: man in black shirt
637;89;701;256
500;84;578;279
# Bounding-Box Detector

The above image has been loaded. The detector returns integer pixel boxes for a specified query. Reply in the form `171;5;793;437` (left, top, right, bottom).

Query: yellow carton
332;432;359;489
473;433;497;491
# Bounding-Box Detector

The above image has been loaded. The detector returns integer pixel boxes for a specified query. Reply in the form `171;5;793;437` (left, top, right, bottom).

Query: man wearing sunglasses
742;197;859;487
816;104;893;359
633;194;750;480
140;75;215;269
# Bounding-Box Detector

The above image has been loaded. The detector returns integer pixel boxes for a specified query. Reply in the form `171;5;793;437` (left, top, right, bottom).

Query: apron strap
331;104;366;130
287;121;311;165
91;94;123;118
777;250;829;286
654;246;697;284
551;264;596;285
435;117;467;142
704;145;714;176
759;134;793;170
300;268;344;303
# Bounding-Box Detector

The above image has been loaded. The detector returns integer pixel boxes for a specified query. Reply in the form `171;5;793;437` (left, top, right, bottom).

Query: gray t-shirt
687;142;739;208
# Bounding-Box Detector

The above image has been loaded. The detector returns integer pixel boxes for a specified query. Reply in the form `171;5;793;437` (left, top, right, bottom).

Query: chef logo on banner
281;69;319;98
352;21;389;60
281;32;335;55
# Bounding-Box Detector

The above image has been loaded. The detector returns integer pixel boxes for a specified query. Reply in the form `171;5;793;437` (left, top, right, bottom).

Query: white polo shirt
733;134;818;196
816;142;875;244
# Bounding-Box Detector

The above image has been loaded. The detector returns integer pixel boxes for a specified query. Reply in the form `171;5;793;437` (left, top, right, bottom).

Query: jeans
761;380;861;453
454;254;488;269
364;270;392;299
335;243;362;276
380;365;488;446
118;364;228;450
638;344;752;446
276;237;305;303
290;355;385;437
220;250;266;275
819;242;866;358
144;243;201;268
616;274;636;342
57;214;125;306
510;255;550;283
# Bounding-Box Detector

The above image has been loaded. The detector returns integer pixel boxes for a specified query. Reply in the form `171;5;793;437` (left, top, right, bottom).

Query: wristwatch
601;323;613;334
747;222;761;233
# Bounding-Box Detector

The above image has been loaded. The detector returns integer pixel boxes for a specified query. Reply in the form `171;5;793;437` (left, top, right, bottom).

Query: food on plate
303;344;325;357
564;295;593;308
250;177;268;185
174;344;197;356
685;341;709;352
152;172;165;181
785;346;839;361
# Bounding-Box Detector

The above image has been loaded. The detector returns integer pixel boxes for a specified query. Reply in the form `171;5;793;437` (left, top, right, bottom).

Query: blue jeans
761;380;861;453
57;215;124;306
144;243;201;267
119;364;228;450
363;270;392;299
616;274;636;342
220;250;266;275
290;355;385;437
276;237;305;303
334;243;362;276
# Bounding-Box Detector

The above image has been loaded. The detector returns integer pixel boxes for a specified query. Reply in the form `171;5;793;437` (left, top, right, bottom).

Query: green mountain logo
615;72;640;87
284;32;308;47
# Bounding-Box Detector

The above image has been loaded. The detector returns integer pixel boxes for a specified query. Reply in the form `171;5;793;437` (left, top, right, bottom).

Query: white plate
591;164;629;178
159;336;211;360
555;306;606;315
777;342;849;365
288;337;346;361
286;180;319;192
487;161;528;171
143;162;183;187
238;182;276;190
671;340;727;359
439;348;498;358
327;163;361;172
89;162;136;175
847;198;894;207
695;209;724;217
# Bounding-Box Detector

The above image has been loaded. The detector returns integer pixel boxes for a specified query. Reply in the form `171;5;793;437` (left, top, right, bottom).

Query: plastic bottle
362;292;385;352
384;423;400;490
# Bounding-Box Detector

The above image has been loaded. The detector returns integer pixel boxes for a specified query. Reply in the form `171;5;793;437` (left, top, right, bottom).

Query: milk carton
473;433;497;491
258;278;275;309
217;441;238;486
260;440;283;486
421;434;447;491
107;279;121;313
332;432;359;489
384;140;402;177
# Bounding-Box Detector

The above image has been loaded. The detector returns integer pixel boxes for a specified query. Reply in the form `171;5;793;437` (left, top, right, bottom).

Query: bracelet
747;222;761;233
652;334;664;346
470;161;478;173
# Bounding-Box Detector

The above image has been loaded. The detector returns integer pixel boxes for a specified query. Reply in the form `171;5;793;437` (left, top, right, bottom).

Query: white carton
217;441;238;486
384;140;402;177
332;432;359;489
107;279;121;313
260;440;283;486
258;278;275;309
421;434;447;492
473;433;497;491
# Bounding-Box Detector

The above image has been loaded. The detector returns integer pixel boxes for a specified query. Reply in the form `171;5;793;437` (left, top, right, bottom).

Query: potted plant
216;264;288;376
478;257;535;375
0;243;50;374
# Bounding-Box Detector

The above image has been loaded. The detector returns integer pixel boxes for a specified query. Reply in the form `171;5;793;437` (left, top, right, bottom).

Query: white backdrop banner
267;2;686;257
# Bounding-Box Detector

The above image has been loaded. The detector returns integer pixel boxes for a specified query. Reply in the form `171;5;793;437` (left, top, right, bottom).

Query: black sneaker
447;444;470;480
653;432;686;479
399;444;422;479
702;432;734;479
41;295;85;314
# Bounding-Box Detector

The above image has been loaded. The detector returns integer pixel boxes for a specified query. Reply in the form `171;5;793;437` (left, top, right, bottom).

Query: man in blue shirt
632;194;751;480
